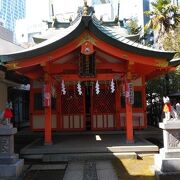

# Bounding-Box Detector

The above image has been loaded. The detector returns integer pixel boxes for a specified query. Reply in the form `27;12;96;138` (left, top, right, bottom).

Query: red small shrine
0;3;175;145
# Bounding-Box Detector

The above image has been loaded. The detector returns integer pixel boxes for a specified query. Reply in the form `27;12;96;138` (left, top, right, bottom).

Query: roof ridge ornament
80;0;94;17
83;0;88;16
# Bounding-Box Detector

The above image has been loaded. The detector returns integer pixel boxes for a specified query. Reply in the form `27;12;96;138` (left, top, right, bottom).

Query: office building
0;0;25;32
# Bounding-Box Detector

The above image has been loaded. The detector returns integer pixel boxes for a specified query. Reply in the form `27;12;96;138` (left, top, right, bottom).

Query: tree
177;65;180;75
125;18;142;35
144;0;180;48
163;24;180;56
144;1;180;125
144;0;180;81
146;76;166;97
160;21;180;95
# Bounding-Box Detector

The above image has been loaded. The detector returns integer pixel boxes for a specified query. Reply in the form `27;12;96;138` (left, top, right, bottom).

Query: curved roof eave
0;16;85;62
170;58;180;66
0;15;176;63
90;16;176;61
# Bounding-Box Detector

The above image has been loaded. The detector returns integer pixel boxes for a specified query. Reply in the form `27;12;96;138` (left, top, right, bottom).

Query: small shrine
0;2;176;145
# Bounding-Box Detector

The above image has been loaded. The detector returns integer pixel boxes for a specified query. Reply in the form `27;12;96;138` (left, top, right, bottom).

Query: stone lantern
0;124;24;177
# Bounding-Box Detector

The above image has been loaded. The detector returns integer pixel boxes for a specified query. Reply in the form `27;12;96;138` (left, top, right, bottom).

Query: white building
15;19;48;46
15;0;149;45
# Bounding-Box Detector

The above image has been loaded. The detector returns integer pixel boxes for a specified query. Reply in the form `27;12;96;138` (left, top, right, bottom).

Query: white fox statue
163;96;178;123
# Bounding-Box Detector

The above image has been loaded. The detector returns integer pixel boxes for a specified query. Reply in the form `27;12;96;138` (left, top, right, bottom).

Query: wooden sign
43;84;51;107
128;83;134;105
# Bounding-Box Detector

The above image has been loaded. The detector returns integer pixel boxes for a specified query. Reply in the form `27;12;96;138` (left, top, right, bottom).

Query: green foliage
162;25;180;78
176;65;180;75
146;76;165;96
151;0;171;11
125;19;142;35
168;72;180;92
163;25;180;56
144;0;180;40
145;1;180;98
146;72;180;98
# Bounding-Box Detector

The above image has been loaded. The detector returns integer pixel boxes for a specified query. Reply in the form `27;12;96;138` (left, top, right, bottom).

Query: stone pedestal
155;121;180;173
0;125;24;177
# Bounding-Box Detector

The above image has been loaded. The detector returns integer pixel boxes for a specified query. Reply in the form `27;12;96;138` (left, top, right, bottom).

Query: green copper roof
0;13;175;63
91;16;175;60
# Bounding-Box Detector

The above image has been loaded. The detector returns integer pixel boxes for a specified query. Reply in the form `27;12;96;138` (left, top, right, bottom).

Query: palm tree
145;0;180;105
144;0;180;48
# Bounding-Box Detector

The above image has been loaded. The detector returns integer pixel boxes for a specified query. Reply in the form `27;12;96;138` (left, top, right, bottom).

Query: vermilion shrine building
0;4;175;145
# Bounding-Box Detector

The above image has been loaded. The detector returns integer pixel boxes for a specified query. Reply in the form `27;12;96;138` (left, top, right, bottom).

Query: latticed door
92;87;115;130
61;87;85;130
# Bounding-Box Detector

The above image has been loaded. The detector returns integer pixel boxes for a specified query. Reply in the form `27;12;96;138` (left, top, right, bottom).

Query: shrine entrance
61;87;85;131
92;85;116;130
1;2;176;145
60;82;116;131
85;85;91;130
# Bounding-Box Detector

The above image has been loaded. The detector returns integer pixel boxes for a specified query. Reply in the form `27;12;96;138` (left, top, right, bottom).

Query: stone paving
63;160;118;180
63;162;84;180
83;161;97;180
2;156;180;180
6;127;164;180
96;161;118;180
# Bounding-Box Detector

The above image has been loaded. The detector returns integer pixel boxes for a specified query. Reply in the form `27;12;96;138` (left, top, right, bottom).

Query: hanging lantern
77;81;82;95
61;80;66;95
95;80;100;94
110;79;115;93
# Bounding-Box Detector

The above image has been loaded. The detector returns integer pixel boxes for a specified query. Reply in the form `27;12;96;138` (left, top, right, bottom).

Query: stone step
30;164;67;170
42;152;137;162
21;144;159;155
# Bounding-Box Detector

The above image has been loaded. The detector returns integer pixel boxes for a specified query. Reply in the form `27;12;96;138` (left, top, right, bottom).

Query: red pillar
56;85;62;130
44;70;52;145
115;81;121;129
125;77;134;143
29;80;33;129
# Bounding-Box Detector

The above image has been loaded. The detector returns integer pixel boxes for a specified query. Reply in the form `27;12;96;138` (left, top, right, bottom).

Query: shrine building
0;3;175;145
